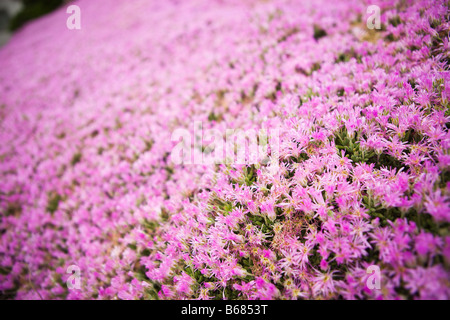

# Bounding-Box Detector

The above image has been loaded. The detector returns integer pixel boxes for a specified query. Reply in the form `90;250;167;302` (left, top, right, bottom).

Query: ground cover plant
0;0;449;300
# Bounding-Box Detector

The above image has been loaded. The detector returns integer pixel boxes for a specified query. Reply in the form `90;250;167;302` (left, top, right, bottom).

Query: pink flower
425;190;450;222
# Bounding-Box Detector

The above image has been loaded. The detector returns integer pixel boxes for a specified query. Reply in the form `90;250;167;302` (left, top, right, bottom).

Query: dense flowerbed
0;0;449;300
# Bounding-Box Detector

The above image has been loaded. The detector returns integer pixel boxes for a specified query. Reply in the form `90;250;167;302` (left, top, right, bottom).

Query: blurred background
0;0;66;47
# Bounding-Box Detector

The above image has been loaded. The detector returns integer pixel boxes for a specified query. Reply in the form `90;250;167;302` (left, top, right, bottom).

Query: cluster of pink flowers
0;0;449;299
